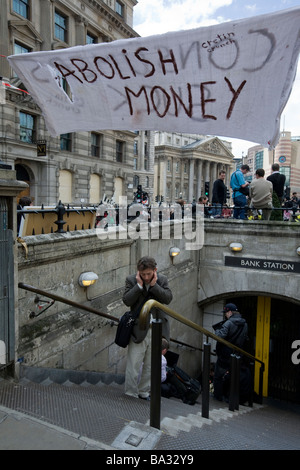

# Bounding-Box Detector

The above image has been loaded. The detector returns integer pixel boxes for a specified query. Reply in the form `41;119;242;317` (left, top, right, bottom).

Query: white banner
8;7;300;147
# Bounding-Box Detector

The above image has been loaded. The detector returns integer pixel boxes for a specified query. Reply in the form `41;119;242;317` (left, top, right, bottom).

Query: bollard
202;342;211;419
150;319;162;429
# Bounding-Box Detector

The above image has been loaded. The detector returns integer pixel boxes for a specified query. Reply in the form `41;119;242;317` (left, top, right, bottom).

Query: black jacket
267;172;286;198
122;273;173;342
212;179;227;204
213;313;248;366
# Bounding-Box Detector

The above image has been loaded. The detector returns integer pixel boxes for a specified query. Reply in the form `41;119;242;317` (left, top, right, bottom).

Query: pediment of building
9;20;43;44
197;137;233;158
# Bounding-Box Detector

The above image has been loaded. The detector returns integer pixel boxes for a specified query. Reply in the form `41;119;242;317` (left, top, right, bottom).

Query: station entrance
229;295;300;404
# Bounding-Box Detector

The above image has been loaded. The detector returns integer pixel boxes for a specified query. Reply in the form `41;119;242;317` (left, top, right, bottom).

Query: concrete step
19;364;125;388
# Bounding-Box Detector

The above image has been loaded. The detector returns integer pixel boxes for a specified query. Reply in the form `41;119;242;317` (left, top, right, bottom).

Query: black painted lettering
70;59;97;83
224;77;246;119
122;49;137;77
158;49;178;75
94;56;115;79
170;83;193;117
134;47;155;78
125;86;150;115
179;41;202;69
200;81;217;120
109;54;130;80
54;62;83;83
150;86;171;117
244;28;275;72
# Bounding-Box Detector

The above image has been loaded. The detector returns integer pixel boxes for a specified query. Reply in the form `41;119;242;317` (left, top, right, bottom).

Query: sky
133;0;300;158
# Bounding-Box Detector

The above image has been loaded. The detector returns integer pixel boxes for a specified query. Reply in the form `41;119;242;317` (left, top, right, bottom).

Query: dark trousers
213;359;229;400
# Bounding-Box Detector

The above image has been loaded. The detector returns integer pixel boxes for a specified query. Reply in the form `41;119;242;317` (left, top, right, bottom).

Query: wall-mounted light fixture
169;247;180;263
297;247;300;256
229;242;243;252
78;272;98;287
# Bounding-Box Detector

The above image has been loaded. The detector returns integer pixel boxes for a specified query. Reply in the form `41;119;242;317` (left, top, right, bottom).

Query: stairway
0;364;266;450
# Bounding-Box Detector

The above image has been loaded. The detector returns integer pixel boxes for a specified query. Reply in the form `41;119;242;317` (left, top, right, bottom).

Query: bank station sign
225;257;300;274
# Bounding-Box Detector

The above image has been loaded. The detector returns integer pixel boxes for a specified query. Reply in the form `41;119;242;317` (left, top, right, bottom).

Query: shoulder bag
233;172;249;196
115;293;150;348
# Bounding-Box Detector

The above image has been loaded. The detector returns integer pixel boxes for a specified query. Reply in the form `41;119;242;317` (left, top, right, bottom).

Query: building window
86;32;97;44
19;111;35;143
280;166;290;186
14;41;31;55
116;0;124;17
133;158;137;170
116;140;124;162
134;141;138;155
144;156;149;171
13;0;29;19
55;11;68;42
60;133;72;151
167;160;171;172
255;151;263;170
134;175;139;187
91;132;101;157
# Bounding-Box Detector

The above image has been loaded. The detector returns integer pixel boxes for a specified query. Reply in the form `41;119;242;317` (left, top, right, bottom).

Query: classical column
197;160;203;199
159;159;167;199
40;0;53;51
75;15;87;46
204;161;210;197
188;158;194;202
139;132;145;172
0;0;9;78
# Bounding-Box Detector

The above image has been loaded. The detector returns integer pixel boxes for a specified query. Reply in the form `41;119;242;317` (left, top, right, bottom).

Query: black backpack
167;365;201;405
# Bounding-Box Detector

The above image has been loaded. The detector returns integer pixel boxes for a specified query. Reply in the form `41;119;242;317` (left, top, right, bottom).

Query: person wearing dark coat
213;303;248;401
212;170;227;217
122;256;173;399
267;163;286;202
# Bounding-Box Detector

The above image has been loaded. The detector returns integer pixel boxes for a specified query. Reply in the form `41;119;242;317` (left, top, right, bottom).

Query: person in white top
249;168;273;220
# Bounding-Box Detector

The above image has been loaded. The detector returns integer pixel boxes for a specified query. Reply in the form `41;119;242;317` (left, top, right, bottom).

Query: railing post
229;354;240;411
248;362;254;407
150;318;162;430
202;341;211;419
55;200;66;233
258;363;264;405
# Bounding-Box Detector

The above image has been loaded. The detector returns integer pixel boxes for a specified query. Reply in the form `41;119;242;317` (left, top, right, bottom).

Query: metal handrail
140;299;265;429
140;299;263;363
18;283;265;430
18;282;202;351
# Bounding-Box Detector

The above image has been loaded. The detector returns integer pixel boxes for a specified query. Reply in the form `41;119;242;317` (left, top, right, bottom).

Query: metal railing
17;201;300;236
18;283;264;431
140;299;265;429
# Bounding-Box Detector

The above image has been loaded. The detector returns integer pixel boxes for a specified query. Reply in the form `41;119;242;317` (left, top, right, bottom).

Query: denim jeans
212;203;222;217
233;195;247;219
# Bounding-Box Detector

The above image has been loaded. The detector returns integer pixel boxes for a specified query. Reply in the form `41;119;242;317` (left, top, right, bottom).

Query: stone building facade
245;131;300;195
154;132;234;202
0;0;155;206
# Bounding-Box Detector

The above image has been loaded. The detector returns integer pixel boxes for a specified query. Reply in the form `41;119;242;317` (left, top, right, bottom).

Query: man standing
267;163;286;203
212;170;227;217
213;303;248;401
249;168;273;220
267;163;286;220
122;256;173;399
230;165;250;219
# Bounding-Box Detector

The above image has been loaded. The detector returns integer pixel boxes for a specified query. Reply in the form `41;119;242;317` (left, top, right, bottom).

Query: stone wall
16;218;300;380
17;225;202;378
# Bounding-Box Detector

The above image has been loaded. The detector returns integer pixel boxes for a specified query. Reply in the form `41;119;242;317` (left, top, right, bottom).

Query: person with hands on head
122;256;173;400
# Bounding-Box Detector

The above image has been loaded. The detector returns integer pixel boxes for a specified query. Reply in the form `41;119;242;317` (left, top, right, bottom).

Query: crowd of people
197;163;299;221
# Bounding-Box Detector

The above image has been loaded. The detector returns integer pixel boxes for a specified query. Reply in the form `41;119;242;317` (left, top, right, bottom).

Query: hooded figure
212;303;248;401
